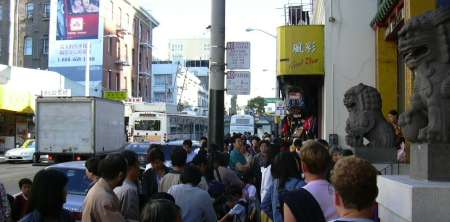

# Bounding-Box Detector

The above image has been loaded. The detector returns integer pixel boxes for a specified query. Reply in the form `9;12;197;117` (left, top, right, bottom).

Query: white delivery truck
35;97;126;163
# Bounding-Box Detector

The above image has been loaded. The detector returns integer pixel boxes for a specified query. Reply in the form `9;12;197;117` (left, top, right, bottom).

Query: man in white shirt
300;140;339;221
183;139;197;163
329;157;378;222
169;166;216;222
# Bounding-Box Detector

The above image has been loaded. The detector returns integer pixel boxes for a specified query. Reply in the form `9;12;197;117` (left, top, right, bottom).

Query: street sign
226;71;251;95
226;42;251;70
264;98;283;104
41;89;71;97
104;91;128;101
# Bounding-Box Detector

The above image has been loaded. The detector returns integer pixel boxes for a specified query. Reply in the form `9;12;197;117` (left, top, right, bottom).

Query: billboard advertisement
49;0;104;96
277;25;324;76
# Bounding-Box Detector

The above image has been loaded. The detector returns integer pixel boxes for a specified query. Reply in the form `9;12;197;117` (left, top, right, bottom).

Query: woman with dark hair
261;152;305;222
20;169;74;222
141;199;181;222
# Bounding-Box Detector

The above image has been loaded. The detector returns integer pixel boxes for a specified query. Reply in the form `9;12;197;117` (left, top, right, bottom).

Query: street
0;162;45;195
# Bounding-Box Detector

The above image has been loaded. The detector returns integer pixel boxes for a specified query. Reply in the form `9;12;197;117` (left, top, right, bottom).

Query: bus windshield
134;120;161;131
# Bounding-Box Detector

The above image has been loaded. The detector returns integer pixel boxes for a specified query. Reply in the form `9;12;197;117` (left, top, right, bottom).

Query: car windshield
127;144;150;154
54;168;91;196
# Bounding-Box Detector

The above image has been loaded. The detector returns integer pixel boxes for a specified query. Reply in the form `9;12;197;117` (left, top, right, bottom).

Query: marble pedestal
377;175;450;222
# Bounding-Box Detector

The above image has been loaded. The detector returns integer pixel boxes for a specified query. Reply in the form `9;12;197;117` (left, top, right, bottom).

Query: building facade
151;62;207;114
0;0;158;102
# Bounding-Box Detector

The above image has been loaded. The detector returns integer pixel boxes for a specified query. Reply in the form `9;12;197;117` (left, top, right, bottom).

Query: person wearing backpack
261;152;305;222
219;185;249;222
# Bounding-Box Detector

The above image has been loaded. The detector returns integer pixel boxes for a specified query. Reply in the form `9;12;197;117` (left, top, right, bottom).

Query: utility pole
208;0;225;151
85;42;90;96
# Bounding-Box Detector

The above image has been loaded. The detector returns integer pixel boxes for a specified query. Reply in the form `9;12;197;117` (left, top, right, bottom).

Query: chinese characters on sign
292;42;317;54
226;71;251;95
226;42;251;70
41;89;72;97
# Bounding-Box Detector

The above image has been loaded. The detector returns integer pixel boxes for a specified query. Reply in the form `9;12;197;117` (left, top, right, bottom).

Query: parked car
47;161;90;221
125;142;159;166
4;139;48;163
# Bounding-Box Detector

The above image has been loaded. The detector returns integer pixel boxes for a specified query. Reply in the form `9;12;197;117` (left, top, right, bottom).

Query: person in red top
11;178;32;221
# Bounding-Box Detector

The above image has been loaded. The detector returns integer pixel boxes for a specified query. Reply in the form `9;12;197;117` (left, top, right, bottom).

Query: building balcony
115;59;130;66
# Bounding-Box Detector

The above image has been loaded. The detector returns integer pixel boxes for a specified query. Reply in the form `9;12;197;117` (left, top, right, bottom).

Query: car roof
47;161;86;170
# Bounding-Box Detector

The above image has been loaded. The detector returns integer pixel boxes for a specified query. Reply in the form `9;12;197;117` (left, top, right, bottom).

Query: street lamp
245;28;277;39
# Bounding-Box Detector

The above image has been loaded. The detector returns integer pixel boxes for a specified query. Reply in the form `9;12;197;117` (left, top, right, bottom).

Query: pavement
0;163;46;194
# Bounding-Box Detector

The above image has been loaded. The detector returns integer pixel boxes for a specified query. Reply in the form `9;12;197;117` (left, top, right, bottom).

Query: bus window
134;120;161;131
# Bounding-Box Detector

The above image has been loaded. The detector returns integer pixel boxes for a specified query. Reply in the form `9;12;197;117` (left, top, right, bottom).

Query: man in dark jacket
142;145;170;204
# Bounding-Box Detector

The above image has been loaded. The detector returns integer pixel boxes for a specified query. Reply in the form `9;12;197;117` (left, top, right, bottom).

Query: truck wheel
32;153;40;163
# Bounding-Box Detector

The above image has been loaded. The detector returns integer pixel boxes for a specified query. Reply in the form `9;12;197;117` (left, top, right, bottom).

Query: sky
142;0;293;108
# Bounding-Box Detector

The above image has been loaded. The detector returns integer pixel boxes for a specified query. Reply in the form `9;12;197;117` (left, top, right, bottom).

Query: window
125;44;128;62
110;1;114;20
0;37;2;56
108;37;113;55
134;120;161;131
24;37;33;55
0;5;3;21
42;38;48;54
26;3;34;19
43;3;50;18
116;73;120;90
125;14;130;30
108;71;112;90
118;7;122;28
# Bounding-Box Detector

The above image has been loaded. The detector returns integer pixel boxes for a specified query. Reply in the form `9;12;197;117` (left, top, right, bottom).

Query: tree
247;97;266;115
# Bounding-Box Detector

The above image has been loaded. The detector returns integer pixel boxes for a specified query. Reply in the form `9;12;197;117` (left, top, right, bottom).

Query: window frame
43;2;50;18
42;37;48;55
24;36;33;56
26;2;34;19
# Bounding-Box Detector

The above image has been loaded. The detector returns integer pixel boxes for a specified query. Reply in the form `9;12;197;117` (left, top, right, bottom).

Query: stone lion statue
344;83;395;148
398;7;450;143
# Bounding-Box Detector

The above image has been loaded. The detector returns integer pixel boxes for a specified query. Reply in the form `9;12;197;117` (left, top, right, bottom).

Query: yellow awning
0;66;35;114
0;85;35;113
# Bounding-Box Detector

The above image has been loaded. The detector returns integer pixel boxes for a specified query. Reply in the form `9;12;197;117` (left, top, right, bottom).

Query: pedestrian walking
283;140;338;222
261;152;305;222
11;178;32;221
329;157;379;222
85;157;100;189
168;166;217;222
142;145;170;203
159;148;187;193
183;140;197;164
114;150;140;221
20;169;74;222
141;199;181;222
82;154;127;222
229;135;251;177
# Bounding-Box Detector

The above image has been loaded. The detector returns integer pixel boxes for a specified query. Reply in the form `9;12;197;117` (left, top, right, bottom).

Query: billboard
49;0;104;96
277;25;324;76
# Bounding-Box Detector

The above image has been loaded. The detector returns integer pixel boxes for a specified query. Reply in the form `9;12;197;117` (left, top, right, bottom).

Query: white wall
322;0;377;147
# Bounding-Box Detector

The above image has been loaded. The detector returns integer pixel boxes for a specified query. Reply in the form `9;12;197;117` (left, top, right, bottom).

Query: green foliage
247;97;266;115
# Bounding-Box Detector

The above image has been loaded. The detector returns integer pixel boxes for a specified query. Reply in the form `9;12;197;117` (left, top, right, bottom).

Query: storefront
371;0;448;161
0;65;83;152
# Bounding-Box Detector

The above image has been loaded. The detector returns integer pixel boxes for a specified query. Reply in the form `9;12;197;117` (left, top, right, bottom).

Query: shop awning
370;0;401;27
0;66;35;113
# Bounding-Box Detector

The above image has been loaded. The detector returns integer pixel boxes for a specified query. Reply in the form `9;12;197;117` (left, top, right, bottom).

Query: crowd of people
0;133;381;222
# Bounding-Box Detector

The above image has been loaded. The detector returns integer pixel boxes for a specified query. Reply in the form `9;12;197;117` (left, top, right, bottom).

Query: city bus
230;114;255;135
130;111;208;143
